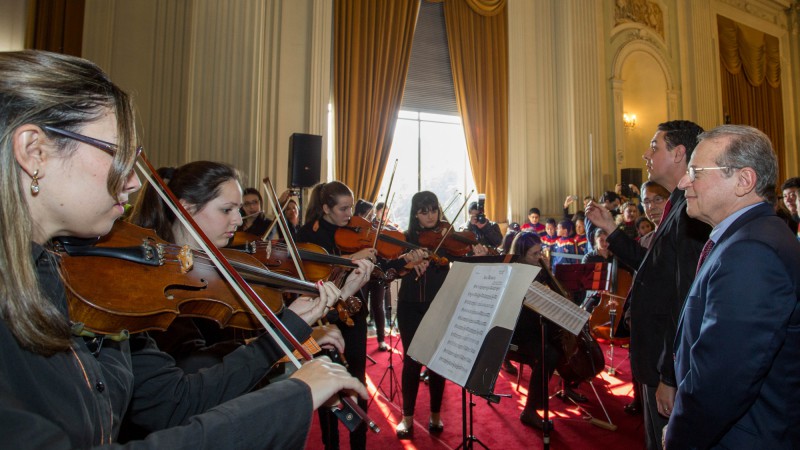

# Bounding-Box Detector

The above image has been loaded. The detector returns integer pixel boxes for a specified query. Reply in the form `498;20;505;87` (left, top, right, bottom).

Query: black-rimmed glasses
42;125;142;158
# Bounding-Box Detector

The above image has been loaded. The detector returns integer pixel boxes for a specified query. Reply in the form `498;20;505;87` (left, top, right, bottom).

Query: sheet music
427;265;512;386
523;281;590;336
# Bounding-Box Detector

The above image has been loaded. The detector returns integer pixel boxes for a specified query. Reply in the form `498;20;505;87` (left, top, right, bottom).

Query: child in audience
540;218;558;252
573;214;587;255
551;219;577;272
520;208;545;234
634;216;654;241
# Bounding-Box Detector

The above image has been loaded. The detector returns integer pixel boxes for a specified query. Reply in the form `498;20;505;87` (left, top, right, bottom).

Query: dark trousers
367;282;387;343
642;383;668;450
524;335;560;412
318;309;368;450
397;301;446;417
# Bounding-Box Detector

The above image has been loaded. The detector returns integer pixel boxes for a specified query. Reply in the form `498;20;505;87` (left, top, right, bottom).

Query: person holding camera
465;199;503;250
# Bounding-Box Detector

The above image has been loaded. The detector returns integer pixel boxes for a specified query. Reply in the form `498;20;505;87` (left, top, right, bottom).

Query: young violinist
128;161;372;373
297;181;426;450
507;231;574;431
0;50;367;449
394;191;489;439
353;198;389;351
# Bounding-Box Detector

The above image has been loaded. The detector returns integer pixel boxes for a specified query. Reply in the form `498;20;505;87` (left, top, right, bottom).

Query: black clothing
242;213;273;238
465;221;503;249
297;219;368;450
396;230;451;417
0;244;314;449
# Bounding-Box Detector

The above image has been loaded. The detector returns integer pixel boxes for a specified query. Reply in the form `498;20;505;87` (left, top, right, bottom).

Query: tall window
375;1;475;230
378;111;475;230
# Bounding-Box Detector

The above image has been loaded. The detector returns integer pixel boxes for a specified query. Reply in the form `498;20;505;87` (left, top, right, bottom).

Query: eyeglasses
642;196;666;206
686;166;733;182
43;125;142;159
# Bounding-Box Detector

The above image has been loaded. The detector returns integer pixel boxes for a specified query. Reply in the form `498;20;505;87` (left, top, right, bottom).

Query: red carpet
305;335;644;449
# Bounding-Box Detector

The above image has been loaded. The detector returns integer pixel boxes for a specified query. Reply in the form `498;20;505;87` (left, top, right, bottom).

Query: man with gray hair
665;125;800;448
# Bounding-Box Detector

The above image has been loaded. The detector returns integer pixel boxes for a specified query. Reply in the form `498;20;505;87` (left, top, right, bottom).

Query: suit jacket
607;189;710;386
665;203;800;449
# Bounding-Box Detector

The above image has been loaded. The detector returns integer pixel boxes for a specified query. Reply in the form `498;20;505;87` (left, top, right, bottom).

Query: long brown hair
128;161;240;243
304;181;353;224
0;51;139;355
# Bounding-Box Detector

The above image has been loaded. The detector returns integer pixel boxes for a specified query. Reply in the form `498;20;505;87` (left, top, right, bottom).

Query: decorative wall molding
614;0;665;38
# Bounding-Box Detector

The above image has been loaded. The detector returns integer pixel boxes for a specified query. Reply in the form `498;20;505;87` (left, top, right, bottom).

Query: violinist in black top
297;181;426;450
0;50;367;450
395;191;489;440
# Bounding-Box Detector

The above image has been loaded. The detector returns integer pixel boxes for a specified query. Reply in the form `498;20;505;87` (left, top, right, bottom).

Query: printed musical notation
428;265;511;385
523;281;590;336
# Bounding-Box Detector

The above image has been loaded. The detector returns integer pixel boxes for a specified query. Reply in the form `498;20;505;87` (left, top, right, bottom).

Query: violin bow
441;191;461;219
260;189;294;243
262;178;306;281
134;154;378;432
431;190;475;255
371;159;398;251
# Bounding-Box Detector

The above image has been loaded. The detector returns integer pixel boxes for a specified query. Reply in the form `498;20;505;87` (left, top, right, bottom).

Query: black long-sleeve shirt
0;244;314;449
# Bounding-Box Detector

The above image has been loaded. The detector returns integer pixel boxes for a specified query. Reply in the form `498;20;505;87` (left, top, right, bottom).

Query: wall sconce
623;113;637;130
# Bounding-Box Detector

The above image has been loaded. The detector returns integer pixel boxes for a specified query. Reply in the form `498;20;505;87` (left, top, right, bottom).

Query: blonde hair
0;51;139;355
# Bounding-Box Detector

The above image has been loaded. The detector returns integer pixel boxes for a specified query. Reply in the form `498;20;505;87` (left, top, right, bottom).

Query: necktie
661;199;673;223
696;239;715;274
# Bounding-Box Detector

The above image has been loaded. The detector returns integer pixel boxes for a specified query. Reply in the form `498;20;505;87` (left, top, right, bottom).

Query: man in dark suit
585;120;710;450
664;125;800;449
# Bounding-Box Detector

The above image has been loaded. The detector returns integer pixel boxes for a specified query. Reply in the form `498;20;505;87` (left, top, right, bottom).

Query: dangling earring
30;169;40;195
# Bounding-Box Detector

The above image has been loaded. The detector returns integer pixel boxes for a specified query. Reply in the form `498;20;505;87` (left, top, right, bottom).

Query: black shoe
563;387;588;403
420;368;429;384
428;419;444;434
377;341;389;351
623;401;641;415
519;410;544;430
395;422;414;440
502;359;518;375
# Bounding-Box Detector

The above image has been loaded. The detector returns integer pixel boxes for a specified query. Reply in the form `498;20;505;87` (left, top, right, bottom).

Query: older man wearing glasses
665;125;800;449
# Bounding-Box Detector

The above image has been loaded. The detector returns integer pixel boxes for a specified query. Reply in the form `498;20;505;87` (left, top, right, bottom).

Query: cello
587;257;633;343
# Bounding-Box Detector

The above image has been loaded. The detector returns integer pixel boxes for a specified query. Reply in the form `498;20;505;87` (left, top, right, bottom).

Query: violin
416;221;499;257
335;216;409;259
335;216;449;266
56;221;361;335
239;239;386;283
229;230;261;248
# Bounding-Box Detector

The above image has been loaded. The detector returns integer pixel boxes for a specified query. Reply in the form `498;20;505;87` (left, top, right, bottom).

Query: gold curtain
333;0;419;201
440;0;509;223
718;15;786;181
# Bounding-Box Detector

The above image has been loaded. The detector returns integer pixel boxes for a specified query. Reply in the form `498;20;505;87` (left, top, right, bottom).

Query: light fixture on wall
623;113;637;130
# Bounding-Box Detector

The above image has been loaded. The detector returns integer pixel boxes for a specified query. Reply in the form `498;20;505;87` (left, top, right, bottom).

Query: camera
476;194;487;224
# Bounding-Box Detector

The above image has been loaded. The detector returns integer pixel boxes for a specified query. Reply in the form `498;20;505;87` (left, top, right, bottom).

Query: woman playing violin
0;50;367;449
298;181;425;450
127;161;371;374
394;191;489;440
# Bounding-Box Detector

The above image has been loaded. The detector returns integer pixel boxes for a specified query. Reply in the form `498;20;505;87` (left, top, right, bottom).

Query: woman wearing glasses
0;50;367;449
394;191;491;439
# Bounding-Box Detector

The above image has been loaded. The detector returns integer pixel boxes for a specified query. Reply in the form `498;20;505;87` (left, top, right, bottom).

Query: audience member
585;120;710;450
665;125;800;449
521;207;546;234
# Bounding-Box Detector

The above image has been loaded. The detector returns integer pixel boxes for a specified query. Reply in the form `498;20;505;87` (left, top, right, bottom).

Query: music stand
407;263;540;450
369;282;402;406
